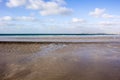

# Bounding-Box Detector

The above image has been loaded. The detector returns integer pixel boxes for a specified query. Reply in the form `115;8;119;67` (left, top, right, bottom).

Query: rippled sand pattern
0;42;120;80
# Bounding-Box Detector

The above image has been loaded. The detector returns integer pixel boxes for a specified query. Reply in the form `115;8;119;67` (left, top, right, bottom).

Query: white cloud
52;0;66;4
102;14;114;18
89;8;105;17
72;18;86;23
102;14;120;19
89;8;120;19
0;22;7;26
16;16;35;21
6;0;26;7
6;0;72;16
0;16;13;21
98;21;120;26
27;0;72;16
40;7;72;16
0;16;36;22
26;0;43;10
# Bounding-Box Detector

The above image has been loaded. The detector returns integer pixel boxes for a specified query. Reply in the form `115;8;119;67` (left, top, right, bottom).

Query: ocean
0;34;118;37
0;34;119;42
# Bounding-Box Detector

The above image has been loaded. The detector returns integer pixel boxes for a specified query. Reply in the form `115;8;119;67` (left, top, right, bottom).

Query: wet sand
0;35;120;42
0;42;120;80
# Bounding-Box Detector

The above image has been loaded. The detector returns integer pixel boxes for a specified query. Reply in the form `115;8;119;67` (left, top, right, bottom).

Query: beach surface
0;37;120;80
0;35;120;42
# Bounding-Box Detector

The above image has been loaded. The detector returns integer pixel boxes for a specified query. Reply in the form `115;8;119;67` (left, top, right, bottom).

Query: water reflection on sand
0;42;120;80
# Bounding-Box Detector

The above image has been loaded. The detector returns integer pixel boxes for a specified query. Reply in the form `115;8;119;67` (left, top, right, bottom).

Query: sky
0;0;120;34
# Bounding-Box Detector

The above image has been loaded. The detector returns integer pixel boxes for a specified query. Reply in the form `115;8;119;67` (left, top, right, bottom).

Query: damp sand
0;42;120;80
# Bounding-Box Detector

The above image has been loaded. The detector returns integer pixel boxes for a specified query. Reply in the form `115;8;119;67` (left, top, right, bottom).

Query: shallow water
0;42;120;80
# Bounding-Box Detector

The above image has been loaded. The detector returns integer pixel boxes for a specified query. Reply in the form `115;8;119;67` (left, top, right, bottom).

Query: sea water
0;34;119;42
0;34;119;37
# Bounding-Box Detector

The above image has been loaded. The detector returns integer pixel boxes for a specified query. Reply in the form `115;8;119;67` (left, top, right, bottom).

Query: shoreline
0;36;120;42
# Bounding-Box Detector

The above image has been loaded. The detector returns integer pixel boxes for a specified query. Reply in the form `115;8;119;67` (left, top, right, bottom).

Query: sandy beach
0;39;120;80
0;35;120;42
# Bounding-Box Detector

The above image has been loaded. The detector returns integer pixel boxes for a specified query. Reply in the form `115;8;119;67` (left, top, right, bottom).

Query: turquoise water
0;34;117;37
0;34;119;39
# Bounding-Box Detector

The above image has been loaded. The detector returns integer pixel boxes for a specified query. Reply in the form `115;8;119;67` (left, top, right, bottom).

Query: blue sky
0;0;120;34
